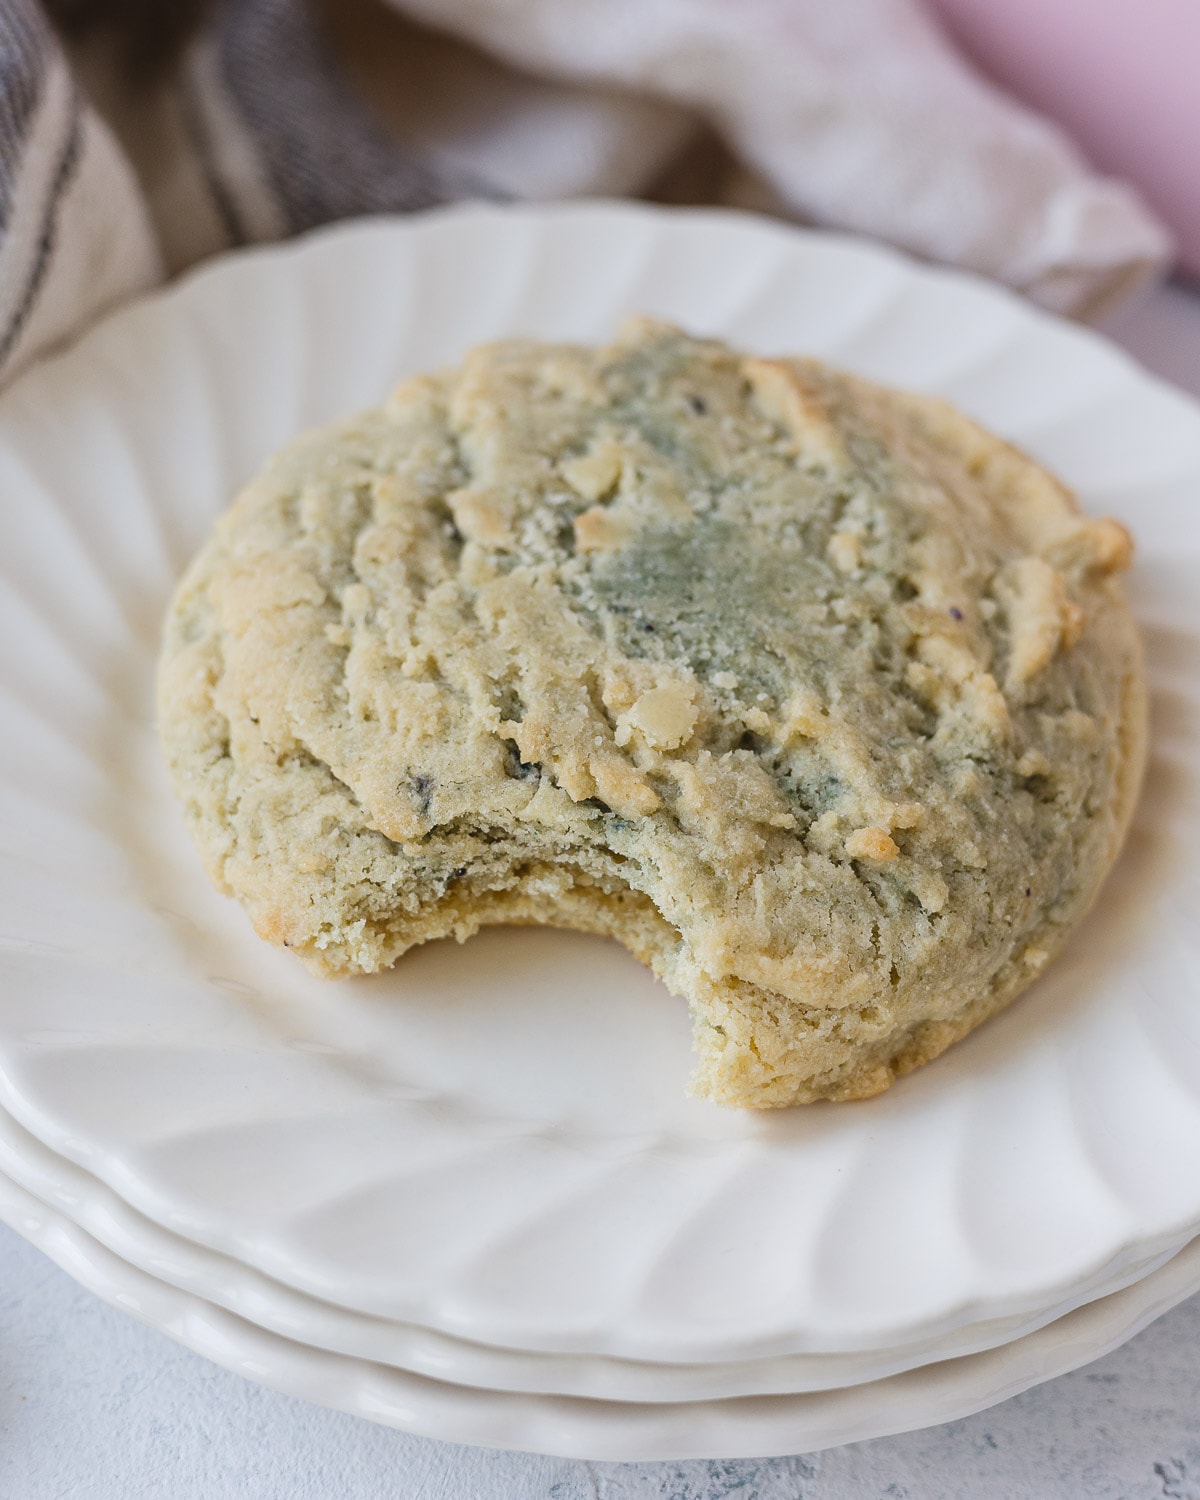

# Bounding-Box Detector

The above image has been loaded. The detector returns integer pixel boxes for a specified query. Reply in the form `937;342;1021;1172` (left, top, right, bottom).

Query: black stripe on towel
0;0;52;231
211;0;497;237
179;62;253;246
0;86;82;370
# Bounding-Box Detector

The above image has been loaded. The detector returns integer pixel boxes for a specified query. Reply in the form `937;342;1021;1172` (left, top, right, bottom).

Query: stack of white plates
2;203;1199;1462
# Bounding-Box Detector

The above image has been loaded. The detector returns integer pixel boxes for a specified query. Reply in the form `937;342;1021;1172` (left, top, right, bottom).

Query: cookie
158;321;1145;1107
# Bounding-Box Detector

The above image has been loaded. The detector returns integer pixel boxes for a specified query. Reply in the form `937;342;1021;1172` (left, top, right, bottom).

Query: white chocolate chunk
628;685;698;750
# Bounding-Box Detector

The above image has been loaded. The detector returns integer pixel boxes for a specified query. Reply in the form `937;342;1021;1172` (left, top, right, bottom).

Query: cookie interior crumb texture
158;321;1146;1107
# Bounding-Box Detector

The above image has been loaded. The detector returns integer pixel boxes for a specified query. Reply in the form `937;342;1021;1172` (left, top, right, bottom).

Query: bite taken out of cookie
158;320;1145;1107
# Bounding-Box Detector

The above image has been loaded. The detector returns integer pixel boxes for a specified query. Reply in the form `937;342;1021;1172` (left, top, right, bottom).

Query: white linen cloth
0;0;1171;383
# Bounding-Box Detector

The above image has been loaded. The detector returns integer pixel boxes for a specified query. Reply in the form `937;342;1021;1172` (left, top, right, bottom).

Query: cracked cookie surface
158;321;1145;1106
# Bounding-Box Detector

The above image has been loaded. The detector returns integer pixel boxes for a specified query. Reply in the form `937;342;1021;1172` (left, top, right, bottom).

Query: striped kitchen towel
0;0;1172;383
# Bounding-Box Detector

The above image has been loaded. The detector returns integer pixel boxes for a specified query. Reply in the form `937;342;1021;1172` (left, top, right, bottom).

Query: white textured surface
3;230;1200;1491
2;205;1200;1371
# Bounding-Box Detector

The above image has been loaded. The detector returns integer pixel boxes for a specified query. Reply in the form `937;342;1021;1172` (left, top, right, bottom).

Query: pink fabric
927;0;1200;276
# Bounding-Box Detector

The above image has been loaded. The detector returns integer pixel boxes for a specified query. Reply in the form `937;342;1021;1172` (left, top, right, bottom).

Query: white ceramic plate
4;1162;1200;1461
1;203;1199;1365
0;1099;1181;1402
